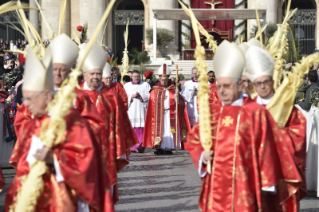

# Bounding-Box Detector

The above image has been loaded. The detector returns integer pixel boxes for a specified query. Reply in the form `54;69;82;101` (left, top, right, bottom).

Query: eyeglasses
22;91;43;103
253;79;273;87
216;83;235;90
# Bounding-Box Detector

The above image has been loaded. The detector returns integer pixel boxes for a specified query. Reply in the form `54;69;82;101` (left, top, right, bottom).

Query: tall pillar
29;0;39;34
181;0;191;49
41;0;71;38
79;0;106;43
267;0;278;24
234;0;246;42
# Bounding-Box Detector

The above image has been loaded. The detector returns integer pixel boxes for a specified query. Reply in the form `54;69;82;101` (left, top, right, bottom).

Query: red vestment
110;82;128;111
143;82;191;149
11;88;105;168
187;102;302;212
0;167;4;191
209;82;221;110
81;83;138;203
254;97;307;212
5;111;114;212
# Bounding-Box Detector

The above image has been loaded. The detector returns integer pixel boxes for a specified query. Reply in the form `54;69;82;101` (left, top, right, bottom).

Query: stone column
29;0;39;33
79;0;106;43
181;0;191;49
41;0;71;38
234;0;245;42
267;0;278;24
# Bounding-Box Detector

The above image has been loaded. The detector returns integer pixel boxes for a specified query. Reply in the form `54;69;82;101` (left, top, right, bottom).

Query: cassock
255;95;307;211
11;88;105;168
143;82;191;150
124;81;151;151
5;110;114;212
81;81;138;202
110;82;128;110
187;95;302;212
208;81;220;108
0;167;4;191
181;80;199;126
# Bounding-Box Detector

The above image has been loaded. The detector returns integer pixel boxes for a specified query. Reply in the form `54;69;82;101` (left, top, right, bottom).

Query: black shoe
154;149;165;155
137;146;145;153
164;150;173;155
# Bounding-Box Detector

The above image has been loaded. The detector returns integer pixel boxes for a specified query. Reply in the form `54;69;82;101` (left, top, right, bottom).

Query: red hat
144;70;154;79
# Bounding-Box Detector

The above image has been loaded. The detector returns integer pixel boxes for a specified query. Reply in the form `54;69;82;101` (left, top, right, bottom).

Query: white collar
222;93;244;106
54;87;61;92
256;92;274;105
83;81;103;92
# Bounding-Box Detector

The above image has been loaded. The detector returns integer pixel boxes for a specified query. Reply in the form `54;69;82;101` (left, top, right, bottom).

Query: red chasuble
254;97;307;212
5;111;114;212
143;82;191;149
0;167;4;191
110;82;128;111
209;82;220;108
187;102;302;212
11;88;105;168
81;83;138;203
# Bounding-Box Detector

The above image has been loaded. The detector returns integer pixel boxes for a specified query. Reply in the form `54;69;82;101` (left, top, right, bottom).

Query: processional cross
171;65;183;153
205;0;223;25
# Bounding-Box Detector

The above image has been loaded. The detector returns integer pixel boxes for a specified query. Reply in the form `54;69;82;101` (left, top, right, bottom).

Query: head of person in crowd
241;75;253;95
127;71;133;79
171;77;176;85
207;70;215;84
23;47;54;118
79;43;107;91
123;75;131;84
158;64;171;87
144;71;153;83
111;66;119;80
307;70;318;85
245;46;275;99
50;34;79;89
132;70;141;84
102;62;112;86
214;40;245;105
191;67;198;82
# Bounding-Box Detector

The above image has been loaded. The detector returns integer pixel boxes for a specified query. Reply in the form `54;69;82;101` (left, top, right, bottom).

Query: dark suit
298;82;319;111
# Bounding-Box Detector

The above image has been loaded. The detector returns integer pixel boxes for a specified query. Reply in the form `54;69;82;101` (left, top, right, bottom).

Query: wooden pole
175;65;179;153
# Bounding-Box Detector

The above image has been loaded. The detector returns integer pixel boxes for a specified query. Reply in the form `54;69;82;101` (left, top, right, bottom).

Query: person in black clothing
111;66;121;83
298;70;319;111
123;75;131;85
0;56;5;76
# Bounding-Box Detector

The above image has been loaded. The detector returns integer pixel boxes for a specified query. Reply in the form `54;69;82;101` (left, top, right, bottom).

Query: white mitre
239;43;249;53
158;63;171;78
77;43;107;73
244;46;275;83
102;62;112;78
23;47;54;92
247;38;262;48
50;33;79;67
213;40;245;79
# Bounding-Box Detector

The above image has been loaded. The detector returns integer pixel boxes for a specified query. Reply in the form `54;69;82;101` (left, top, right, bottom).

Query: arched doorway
283;0;317;55
113;0;144;63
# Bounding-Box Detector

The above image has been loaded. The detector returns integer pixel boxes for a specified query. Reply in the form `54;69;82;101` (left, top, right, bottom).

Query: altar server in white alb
124;70;151;152
181;67;199;126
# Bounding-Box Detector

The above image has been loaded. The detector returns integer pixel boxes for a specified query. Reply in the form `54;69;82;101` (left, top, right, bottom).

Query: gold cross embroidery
222;116;234;127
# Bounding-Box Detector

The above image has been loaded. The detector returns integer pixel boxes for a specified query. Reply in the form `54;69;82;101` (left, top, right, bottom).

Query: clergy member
79;43;138;203
124;70;151;152
181;67;199;126
245;46;307;211
5;47;114;212
11;34;105;167
144;70;156;88
102;62;128;110
143;64;191;155
207;70;220;108
187;40;302;212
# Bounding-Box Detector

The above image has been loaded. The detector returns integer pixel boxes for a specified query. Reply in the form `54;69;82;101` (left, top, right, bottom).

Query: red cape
110;82;128;111
143;82;191;149
6;111;114;211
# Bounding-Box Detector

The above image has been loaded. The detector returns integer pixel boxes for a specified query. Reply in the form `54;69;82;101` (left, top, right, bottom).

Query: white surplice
161;90;181;150
303;105;319;197
181;80;199;126
124;81;151;128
